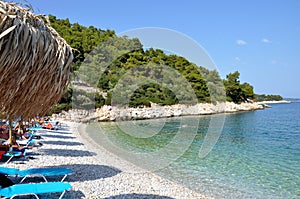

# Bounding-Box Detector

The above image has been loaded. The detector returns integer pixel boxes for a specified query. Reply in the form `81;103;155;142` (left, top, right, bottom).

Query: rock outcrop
53;102;264;122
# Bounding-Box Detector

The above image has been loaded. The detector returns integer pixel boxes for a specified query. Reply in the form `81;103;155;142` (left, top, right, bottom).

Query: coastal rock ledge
54;102;264;122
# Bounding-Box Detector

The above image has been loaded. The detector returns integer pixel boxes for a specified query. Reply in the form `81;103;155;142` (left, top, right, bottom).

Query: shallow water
87;103;300;198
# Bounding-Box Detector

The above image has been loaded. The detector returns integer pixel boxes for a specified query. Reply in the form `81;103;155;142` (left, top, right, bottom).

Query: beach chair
0;166;72;182
0;143;28;165
2;151;25;165
0;181;72;199
0;167;18;176
21;130;42;140
15;129;43;148
17;138;42;148
28;125;43;131
18;167;72;183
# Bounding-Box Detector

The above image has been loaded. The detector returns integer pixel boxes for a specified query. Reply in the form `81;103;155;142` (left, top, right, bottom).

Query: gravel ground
3;122;209;199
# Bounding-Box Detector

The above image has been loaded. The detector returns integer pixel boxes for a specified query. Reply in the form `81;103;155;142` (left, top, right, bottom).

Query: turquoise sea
86;103;300;198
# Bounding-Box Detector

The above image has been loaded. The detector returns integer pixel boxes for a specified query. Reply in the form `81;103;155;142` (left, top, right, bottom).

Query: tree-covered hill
48;15;116;71
48;15;266;113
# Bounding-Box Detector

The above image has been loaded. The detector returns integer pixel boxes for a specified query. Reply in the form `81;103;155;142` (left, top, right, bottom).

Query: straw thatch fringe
0;1;73;119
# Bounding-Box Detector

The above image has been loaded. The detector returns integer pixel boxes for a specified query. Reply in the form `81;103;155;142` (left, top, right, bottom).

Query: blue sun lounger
18;167;72;183
0;181;72;199
0;167;18;176
2;151;24;165
0;167;72;182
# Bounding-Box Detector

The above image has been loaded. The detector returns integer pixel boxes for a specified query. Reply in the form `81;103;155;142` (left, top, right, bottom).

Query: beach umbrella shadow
40;134;75;139
50;164;122;181
103;194;175;199
42;140;84;146
40;149;97;157
51;190;85;199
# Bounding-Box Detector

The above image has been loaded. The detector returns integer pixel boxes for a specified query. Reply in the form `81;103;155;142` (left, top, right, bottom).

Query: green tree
241;82;254;99
224;71;246;103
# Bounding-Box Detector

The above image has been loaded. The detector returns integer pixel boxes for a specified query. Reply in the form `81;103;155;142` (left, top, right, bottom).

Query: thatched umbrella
0;1;73;143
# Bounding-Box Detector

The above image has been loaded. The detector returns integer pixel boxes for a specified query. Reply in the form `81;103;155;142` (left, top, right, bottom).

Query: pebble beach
4;121;208;199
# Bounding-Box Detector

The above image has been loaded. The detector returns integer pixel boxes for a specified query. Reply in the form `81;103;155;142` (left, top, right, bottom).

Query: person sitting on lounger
14;122;28;140
42;122;54;130
0;127;8;140
4;138;29;155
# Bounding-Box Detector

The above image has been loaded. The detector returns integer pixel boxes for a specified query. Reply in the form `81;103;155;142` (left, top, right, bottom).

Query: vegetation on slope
47;15;280;113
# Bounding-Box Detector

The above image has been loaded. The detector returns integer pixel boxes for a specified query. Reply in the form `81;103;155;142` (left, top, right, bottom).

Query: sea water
87;103;300;198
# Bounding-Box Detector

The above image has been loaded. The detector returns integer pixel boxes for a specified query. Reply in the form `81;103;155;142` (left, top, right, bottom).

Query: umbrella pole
8;119;13;145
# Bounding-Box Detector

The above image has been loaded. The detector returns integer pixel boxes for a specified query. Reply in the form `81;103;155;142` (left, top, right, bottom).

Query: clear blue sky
20;0;300;98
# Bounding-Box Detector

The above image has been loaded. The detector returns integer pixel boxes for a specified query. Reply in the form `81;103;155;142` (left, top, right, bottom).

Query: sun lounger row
0;166;73;198
0;120;73;198
0;166;72;183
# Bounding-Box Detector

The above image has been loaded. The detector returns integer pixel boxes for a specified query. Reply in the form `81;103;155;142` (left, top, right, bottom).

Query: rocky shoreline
53;102;264;123
258;100;291;104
